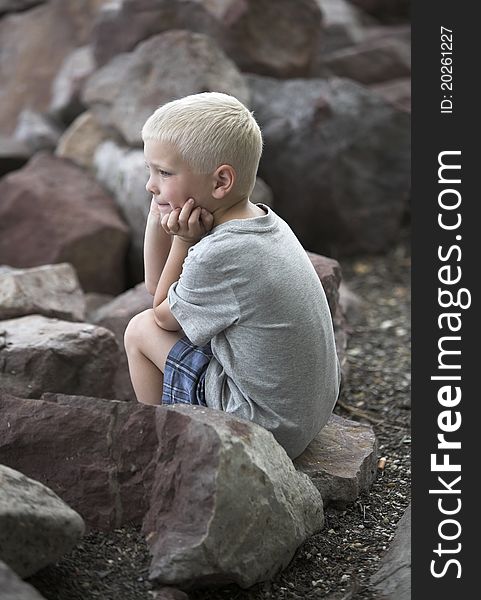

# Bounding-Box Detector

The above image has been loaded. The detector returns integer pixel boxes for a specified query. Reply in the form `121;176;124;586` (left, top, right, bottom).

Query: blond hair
141;92;263;198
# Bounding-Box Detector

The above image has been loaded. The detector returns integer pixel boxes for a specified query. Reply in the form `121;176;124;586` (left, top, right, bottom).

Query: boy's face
144;139;213;215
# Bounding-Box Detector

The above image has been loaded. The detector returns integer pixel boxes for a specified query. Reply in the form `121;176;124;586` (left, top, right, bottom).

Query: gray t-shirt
168;203;341;459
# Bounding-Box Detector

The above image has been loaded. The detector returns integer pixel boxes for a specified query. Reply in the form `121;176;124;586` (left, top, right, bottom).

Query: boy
124;92;341;459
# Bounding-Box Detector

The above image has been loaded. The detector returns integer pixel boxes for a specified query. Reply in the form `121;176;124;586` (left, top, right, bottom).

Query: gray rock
371;503;411;599
0;315;119;399
49;46;96;125
0;464;85;578
0;263;86;322
0;393;159;532
93;140;151;283
0;559;47;600
313;28;411;84
294;413;378;507
371;77;411;113
313;0;372;55
143;405;324;589
247;74;410;256
83;30;249;147
84;292;115;321
13;109;62;153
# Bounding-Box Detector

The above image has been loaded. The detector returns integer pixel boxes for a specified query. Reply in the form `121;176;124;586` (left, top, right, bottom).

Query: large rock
0;315;119;399
371;77;411;113
294;413;378;508
370;503;411;599
56;111;111;170
89;282;153;401
0;464;85;578
213;0;323;78
0;263;86;322
0;0;109;136
306;252;341;318
314;0;372;55
13;110;62;153
313;29;411;84
0;152;129;294
0;559;47;600
92;0;322;78
0;393;159;532
48;46;96;125
83;30;250;147
143;405;324;589
247;74;410;256
93;140;152;283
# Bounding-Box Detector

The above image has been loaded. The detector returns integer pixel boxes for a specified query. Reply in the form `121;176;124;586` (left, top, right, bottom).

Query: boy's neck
211;198;266;228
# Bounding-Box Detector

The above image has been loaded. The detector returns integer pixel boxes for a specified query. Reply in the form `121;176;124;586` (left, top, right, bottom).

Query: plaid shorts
161;335;213;406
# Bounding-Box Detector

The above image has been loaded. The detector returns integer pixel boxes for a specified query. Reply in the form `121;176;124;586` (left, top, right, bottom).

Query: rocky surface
0;0;108;134
0;263;86;321
0;394;158;532
24;234;411;600
0;316;119;399
295;413;378;508
83;29;249;147
0;464;85;578
0;152;129;294
143;405;324;589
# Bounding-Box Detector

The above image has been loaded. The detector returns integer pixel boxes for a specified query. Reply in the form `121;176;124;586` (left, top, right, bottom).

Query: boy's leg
124;308;184;405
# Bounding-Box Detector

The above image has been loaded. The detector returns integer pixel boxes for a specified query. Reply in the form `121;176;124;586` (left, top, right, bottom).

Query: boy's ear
212;164;235;198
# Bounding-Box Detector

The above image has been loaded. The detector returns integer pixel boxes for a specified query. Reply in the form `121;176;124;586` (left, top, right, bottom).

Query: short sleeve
167;250;240;347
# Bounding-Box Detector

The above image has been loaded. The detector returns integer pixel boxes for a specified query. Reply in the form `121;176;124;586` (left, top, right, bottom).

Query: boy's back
168;203;341;458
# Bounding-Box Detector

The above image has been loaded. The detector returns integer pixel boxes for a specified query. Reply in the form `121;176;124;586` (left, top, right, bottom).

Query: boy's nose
146;179;158;194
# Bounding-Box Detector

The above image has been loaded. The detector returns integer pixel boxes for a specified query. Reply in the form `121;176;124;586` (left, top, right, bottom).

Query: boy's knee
124;308;154;350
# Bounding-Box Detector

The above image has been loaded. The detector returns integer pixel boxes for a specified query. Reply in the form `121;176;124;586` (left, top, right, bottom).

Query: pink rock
0;152;129;294
0;393;159;532
294;413;378;508
0;0;108;136
143;405;324;589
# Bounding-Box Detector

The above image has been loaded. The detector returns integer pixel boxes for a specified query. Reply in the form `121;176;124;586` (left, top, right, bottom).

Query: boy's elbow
152;303;181;332
145;280;155;296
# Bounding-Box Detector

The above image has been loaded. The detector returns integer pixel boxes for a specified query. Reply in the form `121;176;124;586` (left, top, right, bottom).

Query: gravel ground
26;229;411;600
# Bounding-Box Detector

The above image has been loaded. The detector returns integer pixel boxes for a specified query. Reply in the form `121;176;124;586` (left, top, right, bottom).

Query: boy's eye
145;165;170;177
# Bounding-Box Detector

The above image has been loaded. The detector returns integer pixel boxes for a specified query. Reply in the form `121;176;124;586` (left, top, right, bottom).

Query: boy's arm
152;199;214;331
152;236;194;331
144;197;173;296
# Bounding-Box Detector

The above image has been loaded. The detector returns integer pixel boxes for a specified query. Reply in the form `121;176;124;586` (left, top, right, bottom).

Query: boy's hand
160;198;214;244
